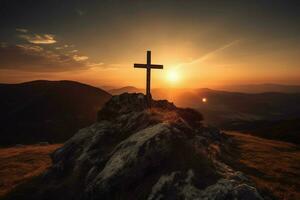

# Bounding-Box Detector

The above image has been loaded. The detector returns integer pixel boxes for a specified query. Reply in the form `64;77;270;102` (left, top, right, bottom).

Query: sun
166;69;180;83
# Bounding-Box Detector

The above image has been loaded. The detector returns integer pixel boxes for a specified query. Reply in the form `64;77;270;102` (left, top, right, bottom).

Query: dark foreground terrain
0;144;62;197
1;93;265;200
1;94;299;200
2;132;299;200
226;132;300;200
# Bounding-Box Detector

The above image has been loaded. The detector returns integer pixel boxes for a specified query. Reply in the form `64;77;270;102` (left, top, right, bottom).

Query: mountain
107;87;300;127
0;80;111;145
3;93;264;200
218;83;300;93
109;86;143;95
194;89;300;125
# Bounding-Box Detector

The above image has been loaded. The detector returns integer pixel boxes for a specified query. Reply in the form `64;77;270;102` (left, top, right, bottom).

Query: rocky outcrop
36;93;263;199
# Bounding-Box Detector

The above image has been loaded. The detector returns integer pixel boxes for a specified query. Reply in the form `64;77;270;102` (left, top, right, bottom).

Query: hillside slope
226;131;300;200
0;80;111;145
0;144;62;197
3;93;264;200
224;118;300;144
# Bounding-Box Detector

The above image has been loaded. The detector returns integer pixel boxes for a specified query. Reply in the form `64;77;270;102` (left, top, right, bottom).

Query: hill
224;118;300;144
193;89;300;125
2;93;264;200
0;144;62;197
226;131;300;200
0;80;111;145
109;86;143;95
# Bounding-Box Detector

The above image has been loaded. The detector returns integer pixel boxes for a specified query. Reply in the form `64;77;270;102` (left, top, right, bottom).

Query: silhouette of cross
134;50;163;107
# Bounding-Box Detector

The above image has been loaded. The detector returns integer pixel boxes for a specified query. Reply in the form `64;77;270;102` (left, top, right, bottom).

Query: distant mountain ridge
108;87;300;138
109;86;143;94
2;81;300;145
109;83;300;95
218;83;300;93
0;80;111;145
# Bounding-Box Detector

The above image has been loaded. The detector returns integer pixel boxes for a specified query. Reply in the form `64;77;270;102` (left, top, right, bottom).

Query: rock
31;93;263;200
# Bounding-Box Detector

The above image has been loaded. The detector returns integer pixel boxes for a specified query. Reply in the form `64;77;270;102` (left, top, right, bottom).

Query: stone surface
39;93;264;200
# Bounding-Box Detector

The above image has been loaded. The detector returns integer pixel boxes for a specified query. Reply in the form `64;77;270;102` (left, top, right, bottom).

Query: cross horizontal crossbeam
134;64;163;69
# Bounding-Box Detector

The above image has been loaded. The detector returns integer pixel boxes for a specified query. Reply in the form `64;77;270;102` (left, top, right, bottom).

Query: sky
0;0;299;88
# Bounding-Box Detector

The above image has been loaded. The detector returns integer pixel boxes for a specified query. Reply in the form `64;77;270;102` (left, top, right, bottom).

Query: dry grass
147;108;180;123
0;144;62;197
226;131;300;200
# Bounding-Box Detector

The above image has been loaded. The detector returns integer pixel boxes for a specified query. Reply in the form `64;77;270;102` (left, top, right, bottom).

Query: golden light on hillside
202;98;207;103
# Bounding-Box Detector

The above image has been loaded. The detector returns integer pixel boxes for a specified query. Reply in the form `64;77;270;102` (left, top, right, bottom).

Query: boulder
19;93;264;200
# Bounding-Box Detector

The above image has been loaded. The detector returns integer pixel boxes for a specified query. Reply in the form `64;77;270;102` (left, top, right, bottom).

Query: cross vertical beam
134;50;163;107
146;50;151;104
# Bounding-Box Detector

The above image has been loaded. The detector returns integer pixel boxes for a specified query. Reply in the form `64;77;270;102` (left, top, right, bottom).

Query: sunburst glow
166;69;180;83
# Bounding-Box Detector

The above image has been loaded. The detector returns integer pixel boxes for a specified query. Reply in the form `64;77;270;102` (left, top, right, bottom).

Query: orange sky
0;1;300;88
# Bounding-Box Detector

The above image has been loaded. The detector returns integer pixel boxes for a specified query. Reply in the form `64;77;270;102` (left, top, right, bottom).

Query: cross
134;50;163;107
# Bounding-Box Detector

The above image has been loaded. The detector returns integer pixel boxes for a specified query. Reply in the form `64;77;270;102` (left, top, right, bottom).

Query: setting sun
166;69;180;83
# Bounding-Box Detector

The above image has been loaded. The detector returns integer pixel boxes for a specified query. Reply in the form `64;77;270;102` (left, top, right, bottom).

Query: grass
1;132;299;200
226;131;300;200
0;144;62;198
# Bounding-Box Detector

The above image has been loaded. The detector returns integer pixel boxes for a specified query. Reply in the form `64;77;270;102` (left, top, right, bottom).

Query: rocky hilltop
8;93;264;200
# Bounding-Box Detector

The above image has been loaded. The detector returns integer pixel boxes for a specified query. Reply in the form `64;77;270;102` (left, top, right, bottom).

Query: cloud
109;63;123;67
88;62;104;67
16;28;28;33
196;40;241;62
19;34;57;44
0;44;87;72
73;55;88;61
16;44;43;52
177;39;241;67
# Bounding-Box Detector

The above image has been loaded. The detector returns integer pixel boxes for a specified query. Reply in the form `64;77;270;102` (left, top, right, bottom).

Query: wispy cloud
6;29;108;72
109;63;123;68
16;44;43;52
88;62;104;67
19;34;56;44
16;28;28;33
73;55;88;61
87;62;120;71
0;44;87;72
177;39;241;67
